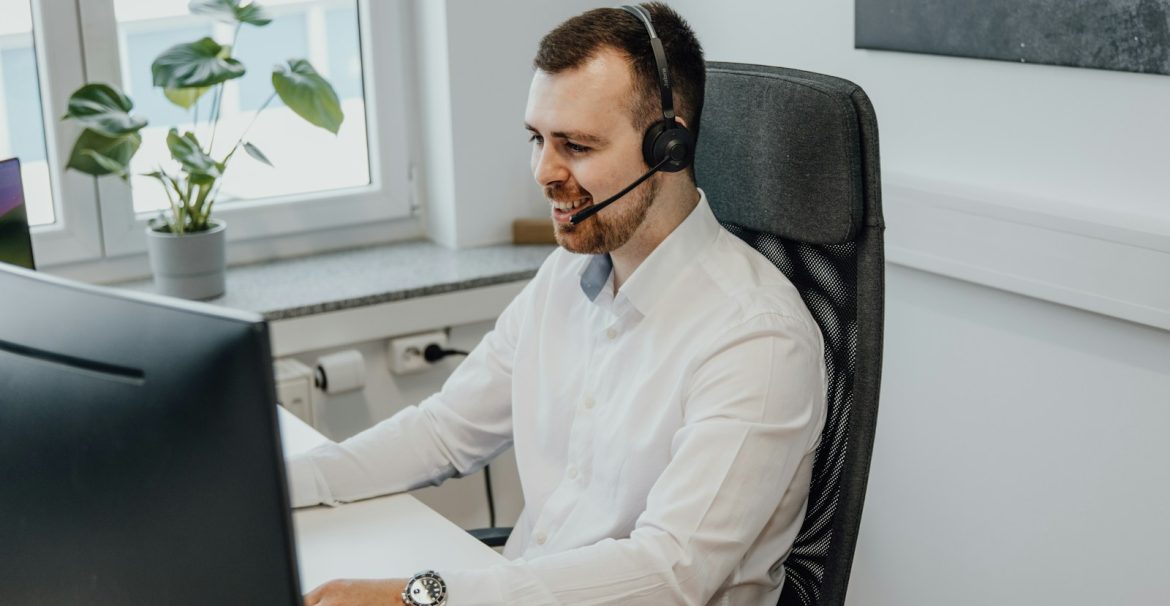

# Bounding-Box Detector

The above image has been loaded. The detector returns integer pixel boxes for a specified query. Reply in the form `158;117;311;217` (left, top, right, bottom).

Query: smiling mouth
550;198;592;225
550;198;591;212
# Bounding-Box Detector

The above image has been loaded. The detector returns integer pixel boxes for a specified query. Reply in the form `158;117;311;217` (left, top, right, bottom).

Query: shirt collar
579;253;612;302
577;188;721;315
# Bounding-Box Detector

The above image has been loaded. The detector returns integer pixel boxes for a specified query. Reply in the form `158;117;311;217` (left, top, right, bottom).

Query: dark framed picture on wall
856;0;1170;75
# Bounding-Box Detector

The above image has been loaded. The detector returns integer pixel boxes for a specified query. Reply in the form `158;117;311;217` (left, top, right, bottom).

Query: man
295;4;826;605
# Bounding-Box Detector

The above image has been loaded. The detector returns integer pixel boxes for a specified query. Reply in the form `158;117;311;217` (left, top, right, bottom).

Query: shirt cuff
438;566;507;606
285;451;337;508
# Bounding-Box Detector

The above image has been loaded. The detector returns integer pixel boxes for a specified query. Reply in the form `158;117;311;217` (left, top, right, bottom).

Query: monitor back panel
0;267;300;604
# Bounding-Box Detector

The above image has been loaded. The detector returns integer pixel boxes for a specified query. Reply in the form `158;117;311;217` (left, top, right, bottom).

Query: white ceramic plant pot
144;220;227;300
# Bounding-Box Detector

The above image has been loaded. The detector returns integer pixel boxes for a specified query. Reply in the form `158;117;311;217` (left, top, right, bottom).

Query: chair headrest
696;62;868;245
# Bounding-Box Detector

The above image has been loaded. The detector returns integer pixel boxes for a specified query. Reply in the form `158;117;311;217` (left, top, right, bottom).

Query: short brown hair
534;3;706;169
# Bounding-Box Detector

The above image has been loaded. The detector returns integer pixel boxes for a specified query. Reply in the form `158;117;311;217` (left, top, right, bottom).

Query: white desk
278;409;505;590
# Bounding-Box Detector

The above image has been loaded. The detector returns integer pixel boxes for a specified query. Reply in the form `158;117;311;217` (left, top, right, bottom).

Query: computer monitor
0;264;302;603
0;157;36;269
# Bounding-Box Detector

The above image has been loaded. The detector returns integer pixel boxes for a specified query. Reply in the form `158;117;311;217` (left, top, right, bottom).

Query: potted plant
62;0;343;300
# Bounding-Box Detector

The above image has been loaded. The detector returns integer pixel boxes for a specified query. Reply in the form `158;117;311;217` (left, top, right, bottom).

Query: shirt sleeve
438;312;827;605
285;276;536;509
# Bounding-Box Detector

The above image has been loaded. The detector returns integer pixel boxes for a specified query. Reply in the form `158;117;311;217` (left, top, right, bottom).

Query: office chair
472;62;884;606
697;62;884;606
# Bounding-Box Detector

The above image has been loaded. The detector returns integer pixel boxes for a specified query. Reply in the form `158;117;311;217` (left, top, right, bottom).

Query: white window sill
112;240;557;356
884;172;1170;332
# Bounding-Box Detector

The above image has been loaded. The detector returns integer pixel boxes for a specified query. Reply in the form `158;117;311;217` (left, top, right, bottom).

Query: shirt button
605;327;617;340
583;396;595;410
534;531;547;545
567;466;578;480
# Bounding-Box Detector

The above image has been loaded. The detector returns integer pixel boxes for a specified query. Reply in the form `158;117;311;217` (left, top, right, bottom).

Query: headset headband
621;4;675;122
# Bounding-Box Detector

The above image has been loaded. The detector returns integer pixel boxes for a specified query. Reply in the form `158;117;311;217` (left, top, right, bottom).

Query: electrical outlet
388;330;448;374
274;358;315;425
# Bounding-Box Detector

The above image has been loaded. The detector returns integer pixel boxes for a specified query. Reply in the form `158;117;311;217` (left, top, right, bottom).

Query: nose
532;144;568;187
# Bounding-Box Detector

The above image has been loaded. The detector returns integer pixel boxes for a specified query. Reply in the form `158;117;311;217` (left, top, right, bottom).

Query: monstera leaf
61;83;146;137
62;84;146;176
188;0;272;26
65;128;141;177
80;150;131;177
152;37;245;89
163;85;211;110
166;129;223;185
272;59;343;134
159;41;235;109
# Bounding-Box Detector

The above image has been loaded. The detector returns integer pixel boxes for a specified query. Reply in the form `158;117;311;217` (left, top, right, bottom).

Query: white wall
671;0;1169;221
674;0;1170;330
412;0;599;248
414;0;459;248
663;0;1170;603
858;265;1170;605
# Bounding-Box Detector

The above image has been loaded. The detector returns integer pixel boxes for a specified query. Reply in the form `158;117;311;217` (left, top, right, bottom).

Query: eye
565;141;590;154
528;133;544;145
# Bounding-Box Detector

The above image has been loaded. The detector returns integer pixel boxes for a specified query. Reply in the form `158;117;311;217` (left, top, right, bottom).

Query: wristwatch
402;570;448;606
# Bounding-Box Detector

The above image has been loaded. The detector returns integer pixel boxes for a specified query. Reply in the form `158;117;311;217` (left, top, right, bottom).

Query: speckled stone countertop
116;241;557;321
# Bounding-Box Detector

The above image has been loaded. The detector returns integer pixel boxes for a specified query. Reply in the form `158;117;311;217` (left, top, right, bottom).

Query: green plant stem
208;82;224;154
205;177;225;213
208;24;242;156
202;197;217;226
192;181;213;225
224;91;278;164
183;179;195;231
163;172;185;233
199;177;222;226
156;168;183;235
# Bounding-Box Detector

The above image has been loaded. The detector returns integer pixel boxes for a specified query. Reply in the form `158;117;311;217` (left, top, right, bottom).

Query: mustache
544;182;591;203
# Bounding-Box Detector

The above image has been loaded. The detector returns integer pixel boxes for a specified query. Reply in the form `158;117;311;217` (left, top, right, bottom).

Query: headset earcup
642;120;694;173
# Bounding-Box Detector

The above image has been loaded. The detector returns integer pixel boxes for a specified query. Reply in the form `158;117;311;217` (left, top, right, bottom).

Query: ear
674;116;689;130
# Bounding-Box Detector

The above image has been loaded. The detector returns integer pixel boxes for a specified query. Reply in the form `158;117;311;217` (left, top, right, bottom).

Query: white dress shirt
287;190;826;605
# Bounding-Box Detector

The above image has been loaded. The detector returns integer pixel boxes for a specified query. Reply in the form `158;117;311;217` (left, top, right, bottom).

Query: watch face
406;572;446;606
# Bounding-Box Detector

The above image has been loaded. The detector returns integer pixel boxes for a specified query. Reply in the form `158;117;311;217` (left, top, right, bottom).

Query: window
0;0;53;226
13;0;414;268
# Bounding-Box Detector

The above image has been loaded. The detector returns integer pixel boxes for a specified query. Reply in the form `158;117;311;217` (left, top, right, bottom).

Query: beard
546;176;659;255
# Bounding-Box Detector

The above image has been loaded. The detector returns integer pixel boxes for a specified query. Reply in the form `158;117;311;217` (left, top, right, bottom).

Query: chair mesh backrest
697;62;884;606
722;225;857;606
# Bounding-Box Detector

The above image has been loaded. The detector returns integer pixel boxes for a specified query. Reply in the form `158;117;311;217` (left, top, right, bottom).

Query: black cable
483;464;497;528
422;343;496;527
423;344;470;363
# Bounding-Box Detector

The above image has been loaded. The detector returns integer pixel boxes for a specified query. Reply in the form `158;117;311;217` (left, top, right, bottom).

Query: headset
621;3;694;174
568;4;695;224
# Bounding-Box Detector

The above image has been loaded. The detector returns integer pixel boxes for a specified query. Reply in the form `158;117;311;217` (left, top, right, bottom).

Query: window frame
23;0;105;265
26;0;416;268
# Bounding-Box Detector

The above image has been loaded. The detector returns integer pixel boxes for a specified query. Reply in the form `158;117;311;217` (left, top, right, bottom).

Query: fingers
303;584;320;605
301;578;403;606
303;579;341;605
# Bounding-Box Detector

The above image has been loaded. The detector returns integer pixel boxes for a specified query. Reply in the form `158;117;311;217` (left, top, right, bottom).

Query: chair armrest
467;526;513;548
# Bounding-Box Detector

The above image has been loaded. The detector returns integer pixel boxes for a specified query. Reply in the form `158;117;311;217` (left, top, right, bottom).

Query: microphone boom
568;156;670;225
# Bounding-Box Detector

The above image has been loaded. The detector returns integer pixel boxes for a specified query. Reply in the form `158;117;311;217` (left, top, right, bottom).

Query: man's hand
303;578;407;606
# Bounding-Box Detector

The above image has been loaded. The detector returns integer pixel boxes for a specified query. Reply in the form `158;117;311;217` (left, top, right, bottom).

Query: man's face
524;48;658;255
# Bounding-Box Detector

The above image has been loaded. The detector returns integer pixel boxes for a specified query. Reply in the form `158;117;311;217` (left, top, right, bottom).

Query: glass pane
113;0;370;216
234;13;307;111
325;7;363;100
0;0;55;226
